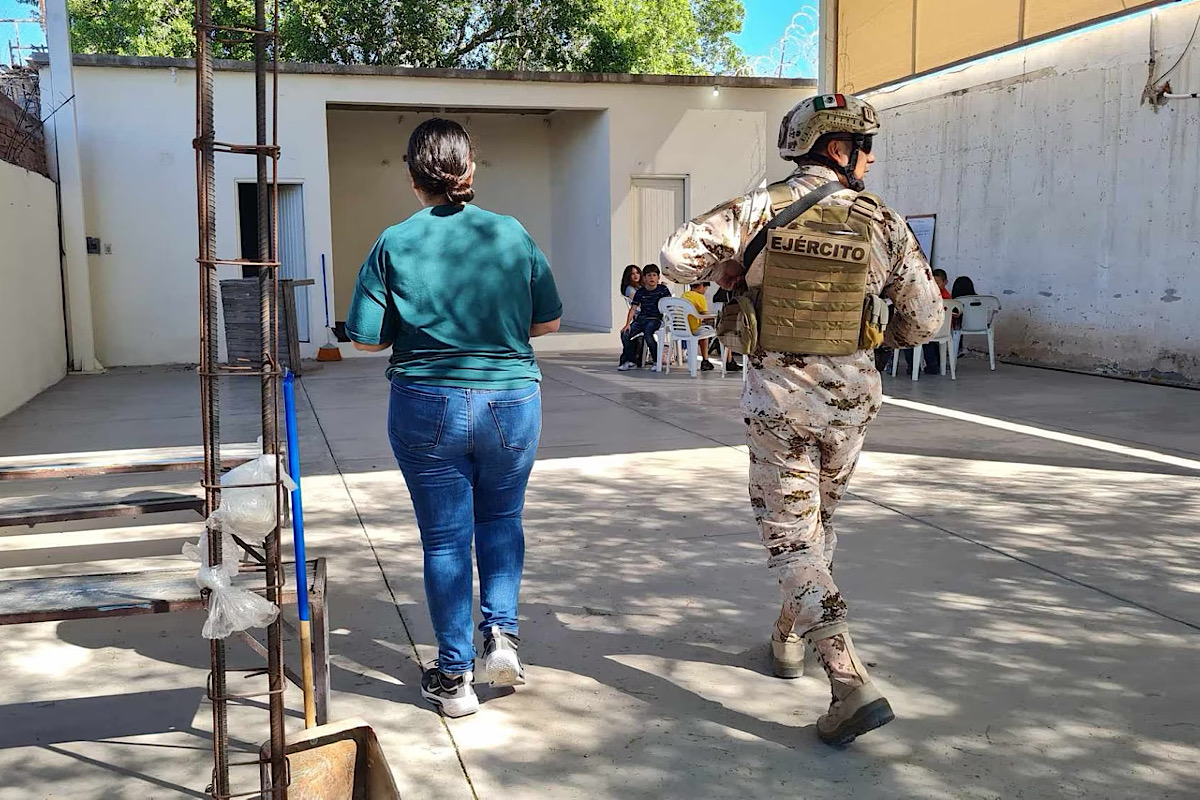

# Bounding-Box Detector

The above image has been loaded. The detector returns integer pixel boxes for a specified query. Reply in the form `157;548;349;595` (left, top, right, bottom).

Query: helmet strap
843;139;865;192
805;149;864;192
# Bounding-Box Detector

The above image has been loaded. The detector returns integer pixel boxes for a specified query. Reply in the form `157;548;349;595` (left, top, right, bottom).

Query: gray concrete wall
868;0;1200;383
0;160;66;417
550;110;612;332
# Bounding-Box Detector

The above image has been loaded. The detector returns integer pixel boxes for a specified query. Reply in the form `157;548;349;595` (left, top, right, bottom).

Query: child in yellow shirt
681;282;714;371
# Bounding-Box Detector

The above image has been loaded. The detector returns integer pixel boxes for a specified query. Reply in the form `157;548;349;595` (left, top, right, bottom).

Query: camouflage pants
746;417;867;637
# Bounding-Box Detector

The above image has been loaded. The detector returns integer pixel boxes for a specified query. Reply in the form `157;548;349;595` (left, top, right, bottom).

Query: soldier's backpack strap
742;180;843;271
846;192;883;227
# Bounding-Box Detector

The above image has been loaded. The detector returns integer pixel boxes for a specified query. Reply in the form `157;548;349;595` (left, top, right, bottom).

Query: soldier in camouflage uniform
660;93;944;746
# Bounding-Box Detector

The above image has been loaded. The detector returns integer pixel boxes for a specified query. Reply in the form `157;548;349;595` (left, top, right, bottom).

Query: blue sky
1;0;43;66
1;0;817;75
736;0;819;77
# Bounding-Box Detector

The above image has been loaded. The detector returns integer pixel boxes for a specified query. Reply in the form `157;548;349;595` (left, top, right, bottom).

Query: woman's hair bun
407;119;476;204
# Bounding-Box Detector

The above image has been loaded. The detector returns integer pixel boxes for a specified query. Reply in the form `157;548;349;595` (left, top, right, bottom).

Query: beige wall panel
1024;0;1157;38
915;0;1021;72
839;0;1171;91
837;0;914;93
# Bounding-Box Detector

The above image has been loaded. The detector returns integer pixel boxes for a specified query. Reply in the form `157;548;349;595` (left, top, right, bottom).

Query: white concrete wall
56;61;808;364
868;1;1200;382
0;161;67;417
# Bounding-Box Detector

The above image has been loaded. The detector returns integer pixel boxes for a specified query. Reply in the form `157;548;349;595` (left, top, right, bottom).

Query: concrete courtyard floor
1;352;1198;799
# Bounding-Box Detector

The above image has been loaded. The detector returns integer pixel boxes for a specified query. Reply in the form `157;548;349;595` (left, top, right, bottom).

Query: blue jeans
621;316;661;365
388;380;541;675
902;342;943;374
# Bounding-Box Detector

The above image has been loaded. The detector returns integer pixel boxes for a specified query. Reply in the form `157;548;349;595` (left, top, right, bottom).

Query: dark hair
642;264;661;276
406;118;475;204
932;269;948;280
620;264;641;294
951;276;976;298
793;132;847;164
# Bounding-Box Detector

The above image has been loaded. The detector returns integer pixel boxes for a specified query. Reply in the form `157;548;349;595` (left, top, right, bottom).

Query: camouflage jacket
660;164;944;428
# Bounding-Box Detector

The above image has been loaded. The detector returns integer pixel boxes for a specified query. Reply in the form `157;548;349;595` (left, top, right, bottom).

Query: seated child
619;265;672;371
681;282;714;371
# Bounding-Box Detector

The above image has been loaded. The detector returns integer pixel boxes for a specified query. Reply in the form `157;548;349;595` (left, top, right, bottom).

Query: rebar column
255;0;289;787
193;0;229;794
195;0;288;794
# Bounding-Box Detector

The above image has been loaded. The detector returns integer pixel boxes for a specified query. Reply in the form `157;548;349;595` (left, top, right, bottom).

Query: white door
278;185;310;341
632;177;687;271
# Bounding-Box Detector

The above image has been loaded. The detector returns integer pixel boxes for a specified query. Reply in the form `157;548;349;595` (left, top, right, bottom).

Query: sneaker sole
485;650;526;687
818;698;895;747
771;657;804;679
421;687;479;718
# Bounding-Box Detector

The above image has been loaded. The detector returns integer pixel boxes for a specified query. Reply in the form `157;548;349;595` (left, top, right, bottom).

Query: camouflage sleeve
879;209;945;348
659;196;752;285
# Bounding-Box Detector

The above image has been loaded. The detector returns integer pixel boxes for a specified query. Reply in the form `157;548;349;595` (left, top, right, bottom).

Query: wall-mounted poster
906;214;936;263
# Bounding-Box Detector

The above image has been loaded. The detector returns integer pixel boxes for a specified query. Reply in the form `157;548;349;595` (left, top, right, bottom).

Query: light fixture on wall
712;84;720;97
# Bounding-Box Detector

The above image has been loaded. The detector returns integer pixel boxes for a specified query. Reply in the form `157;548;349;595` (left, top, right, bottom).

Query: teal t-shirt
346;204;562;389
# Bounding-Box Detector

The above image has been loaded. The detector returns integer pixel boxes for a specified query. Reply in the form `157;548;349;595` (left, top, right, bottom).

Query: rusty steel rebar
194;0;288;794
256;0;289;788
193;0;229;794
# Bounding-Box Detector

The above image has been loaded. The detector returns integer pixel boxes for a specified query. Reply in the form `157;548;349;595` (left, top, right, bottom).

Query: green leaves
63;0;746;75
63;0;257;59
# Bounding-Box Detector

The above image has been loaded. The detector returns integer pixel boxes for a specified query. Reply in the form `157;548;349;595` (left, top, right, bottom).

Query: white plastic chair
891;298;962;380
952;295;1002;370
656;297;723;377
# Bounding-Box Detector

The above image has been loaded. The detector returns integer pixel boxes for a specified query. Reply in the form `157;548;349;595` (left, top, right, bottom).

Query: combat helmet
778;93;880;191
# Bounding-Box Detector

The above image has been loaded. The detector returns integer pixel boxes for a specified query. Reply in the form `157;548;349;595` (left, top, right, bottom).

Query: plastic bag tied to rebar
182;452;296;639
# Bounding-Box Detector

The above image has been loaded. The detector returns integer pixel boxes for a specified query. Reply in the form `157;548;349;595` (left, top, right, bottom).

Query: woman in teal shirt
347;119;562;718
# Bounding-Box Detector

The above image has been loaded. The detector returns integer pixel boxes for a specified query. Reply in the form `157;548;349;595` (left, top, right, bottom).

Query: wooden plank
0;559;319;625
220;278;294;368
282;279;302;375
0;493;205;529
0;443;259;482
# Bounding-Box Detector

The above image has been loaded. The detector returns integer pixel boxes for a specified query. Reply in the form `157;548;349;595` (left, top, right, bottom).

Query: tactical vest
758;183;887;356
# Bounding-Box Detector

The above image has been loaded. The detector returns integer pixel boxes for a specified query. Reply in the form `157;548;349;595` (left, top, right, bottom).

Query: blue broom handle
283;372;310;622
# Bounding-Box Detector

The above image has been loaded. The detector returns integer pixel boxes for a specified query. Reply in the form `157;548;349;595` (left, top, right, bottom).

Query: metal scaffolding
193;0;288;795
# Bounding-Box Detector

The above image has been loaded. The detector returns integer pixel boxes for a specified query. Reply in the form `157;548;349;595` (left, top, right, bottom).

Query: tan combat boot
770;603;804;678
805;622;894;746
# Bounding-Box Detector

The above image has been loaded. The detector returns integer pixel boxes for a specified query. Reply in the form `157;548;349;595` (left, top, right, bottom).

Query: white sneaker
483;627;526;687
420;667;479;718
651;364;661;372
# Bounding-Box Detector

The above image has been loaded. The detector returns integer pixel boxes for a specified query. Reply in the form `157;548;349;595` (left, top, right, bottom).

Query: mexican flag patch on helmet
813;94;847;111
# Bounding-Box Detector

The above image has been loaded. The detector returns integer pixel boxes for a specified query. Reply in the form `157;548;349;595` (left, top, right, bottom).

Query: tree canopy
44;0;746;75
